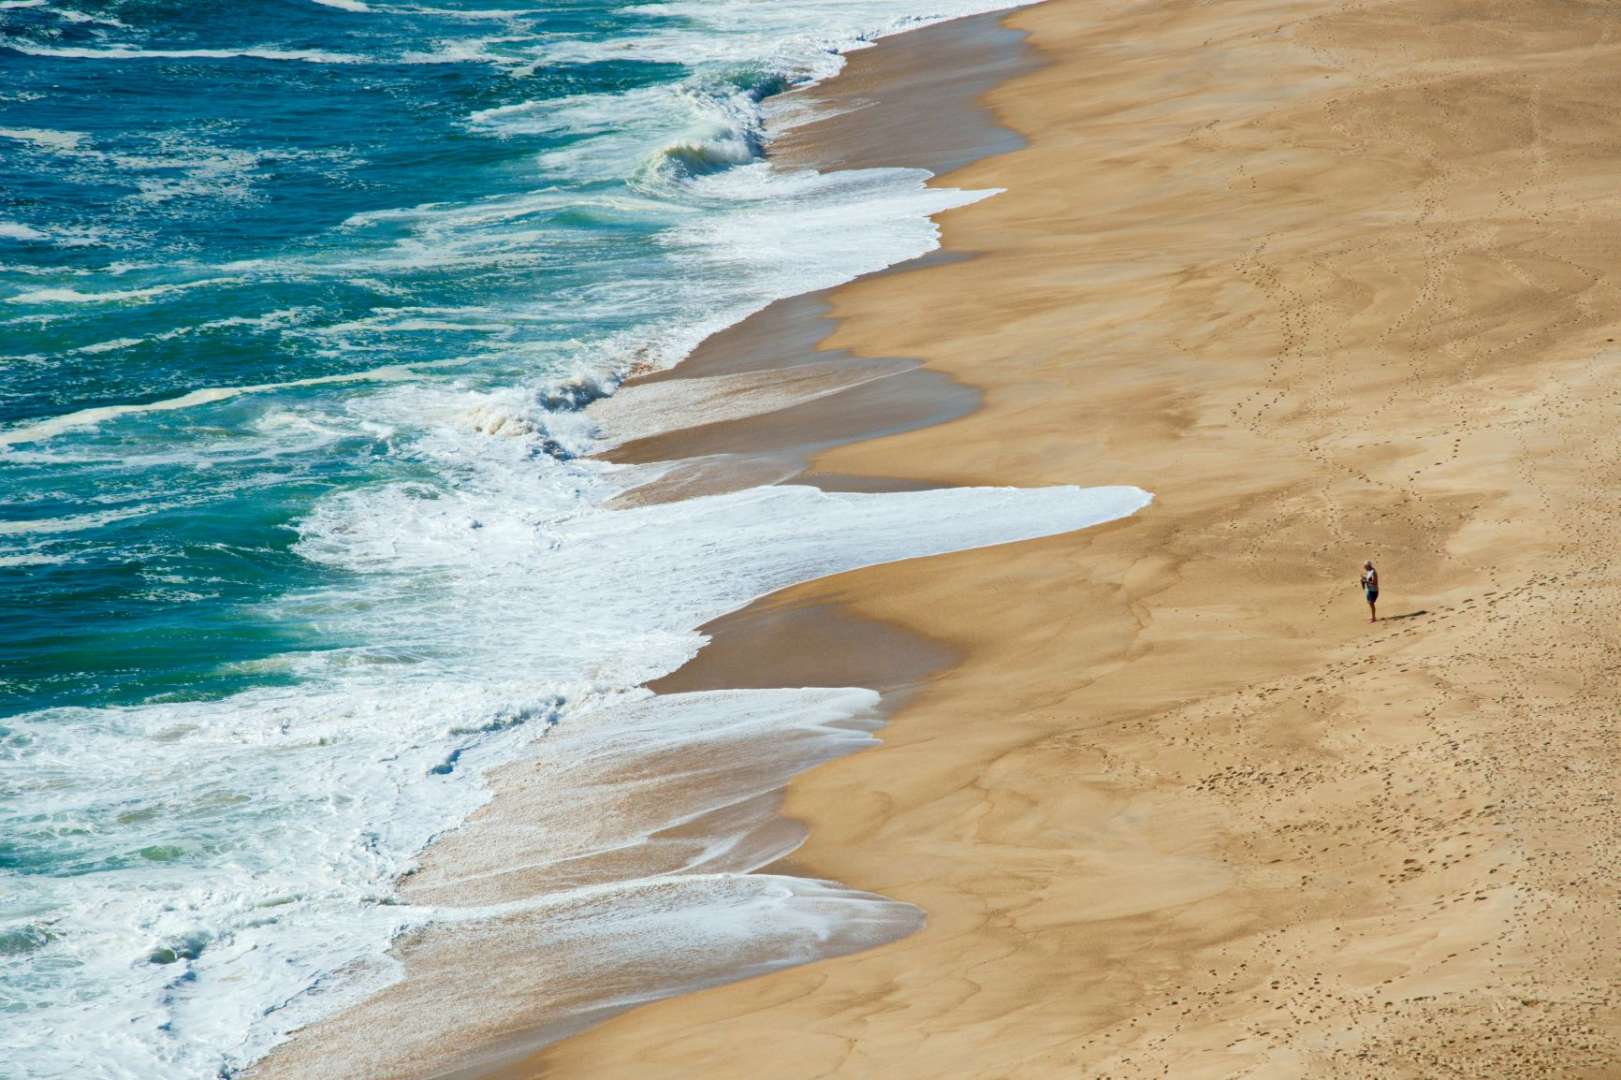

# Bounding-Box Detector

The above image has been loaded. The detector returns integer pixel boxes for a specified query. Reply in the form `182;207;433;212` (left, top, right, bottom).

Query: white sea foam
256;687;918;1077
680;161;997;291
0;123;330;211
1;125;331;210
0;0;122;24
2;459;1147;1076
0;551;71;566
4;42;364;63
52;7;127;26
114;144;269;205
468;84;678;149
0;361;456;446
0;126;88;151
389;4;534;17
0;221;48;242
0;504;164;537
539;0;1025;76
27;308;315;360
398;36;536;66
413;686;891;904
4;276;243;306
70;336;145;354
0;226;110;252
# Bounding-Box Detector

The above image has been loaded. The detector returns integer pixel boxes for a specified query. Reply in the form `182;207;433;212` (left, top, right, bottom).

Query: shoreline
247;12;1059;1079
539;0;1621;1076
594;6;1040;506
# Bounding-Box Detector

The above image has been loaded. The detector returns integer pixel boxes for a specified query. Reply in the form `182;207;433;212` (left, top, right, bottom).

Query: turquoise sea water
0;0;734;715
0;2;1157;1076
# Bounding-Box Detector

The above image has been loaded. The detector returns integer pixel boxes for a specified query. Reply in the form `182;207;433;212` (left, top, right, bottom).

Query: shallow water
0;2;1147;1076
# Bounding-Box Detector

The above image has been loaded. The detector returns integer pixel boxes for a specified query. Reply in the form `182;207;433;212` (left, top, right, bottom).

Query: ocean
0;1;1148;1075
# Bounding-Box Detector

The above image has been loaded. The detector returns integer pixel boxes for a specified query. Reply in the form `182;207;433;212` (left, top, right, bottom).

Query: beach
204;0;1621;1075
533;0;1621;1076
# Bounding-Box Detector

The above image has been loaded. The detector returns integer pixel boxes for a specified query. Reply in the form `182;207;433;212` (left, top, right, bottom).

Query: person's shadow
1383;609;1427;621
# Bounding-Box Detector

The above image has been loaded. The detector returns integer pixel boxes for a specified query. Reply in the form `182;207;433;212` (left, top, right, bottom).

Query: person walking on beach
1361;561;1379;622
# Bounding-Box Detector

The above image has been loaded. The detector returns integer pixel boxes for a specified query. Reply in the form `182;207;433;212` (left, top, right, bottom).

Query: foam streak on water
0;2;1148;1077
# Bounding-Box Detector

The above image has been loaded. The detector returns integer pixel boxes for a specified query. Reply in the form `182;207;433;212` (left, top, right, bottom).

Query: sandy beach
249;0;1621;1075
532;0;1621;1075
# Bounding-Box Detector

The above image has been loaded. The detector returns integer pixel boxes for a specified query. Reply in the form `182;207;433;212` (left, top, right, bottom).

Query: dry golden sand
532;0;1621;1075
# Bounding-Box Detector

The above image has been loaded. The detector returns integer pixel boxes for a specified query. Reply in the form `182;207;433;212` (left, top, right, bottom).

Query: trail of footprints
1068;0;1621;1072
1074;560;1619;1076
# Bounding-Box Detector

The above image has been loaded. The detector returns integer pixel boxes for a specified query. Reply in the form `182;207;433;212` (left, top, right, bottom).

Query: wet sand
535;0;1621;1076
593;286;977;503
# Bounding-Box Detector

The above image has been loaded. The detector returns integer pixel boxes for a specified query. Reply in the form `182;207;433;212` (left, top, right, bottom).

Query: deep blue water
0;1;699;715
